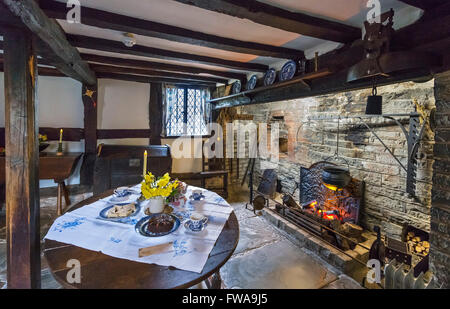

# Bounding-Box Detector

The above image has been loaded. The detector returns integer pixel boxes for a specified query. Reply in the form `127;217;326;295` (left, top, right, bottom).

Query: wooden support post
149;83;163;145
3;27;40;288
80;84;98;185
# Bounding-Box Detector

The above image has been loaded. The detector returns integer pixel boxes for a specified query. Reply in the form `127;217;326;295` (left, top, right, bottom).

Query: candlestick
59;128;63;143
57;142;63;156
143;150;148;177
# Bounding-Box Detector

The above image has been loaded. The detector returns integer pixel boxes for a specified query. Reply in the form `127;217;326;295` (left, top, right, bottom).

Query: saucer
189;193;205;201
113;187;131;197
108;194;139;204
184;220;207;232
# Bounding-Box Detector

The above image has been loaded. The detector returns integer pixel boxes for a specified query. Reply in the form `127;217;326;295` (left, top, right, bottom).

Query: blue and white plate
246;75;258;90
135;214;180;237
184;220;208;232
280;60;297;81
99;203;141;222
263;68;277;86
231;81;241;94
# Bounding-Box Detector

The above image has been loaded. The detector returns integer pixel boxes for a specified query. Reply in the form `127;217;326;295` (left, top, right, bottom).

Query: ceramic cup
114;186;130;197
189;212;208;230
191;189;204;201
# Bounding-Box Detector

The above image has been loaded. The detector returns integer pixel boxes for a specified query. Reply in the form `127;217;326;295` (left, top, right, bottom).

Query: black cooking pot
322;165;351;189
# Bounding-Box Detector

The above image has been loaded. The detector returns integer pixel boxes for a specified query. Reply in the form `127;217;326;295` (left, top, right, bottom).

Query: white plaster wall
97;79;150;146
0;75;202;188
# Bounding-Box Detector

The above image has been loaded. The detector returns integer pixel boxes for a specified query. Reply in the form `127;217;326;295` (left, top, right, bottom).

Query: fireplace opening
274;161;365;251
299;162;363;225
279;137;288;154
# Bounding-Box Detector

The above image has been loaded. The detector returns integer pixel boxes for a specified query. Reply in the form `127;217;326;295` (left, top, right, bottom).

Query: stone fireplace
223;73;450;287
231;79;435;236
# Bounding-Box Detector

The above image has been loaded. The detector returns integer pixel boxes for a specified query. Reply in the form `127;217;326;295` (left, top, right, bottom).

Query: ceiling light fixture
122;33;137;47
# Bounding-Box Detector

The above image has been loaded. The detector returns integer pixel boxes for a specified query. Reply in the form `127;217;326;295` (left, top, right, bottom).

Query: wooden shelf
208;68;332;103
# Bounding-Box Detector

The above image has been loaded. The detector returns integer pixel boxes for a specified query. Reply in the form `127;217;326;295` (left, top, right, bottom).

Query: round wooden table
44;189;239;289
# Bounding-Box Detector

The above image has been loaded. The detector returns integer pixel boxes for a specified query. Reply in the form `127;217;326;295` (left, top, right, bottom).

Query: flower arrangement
167;180;187;203
141;172;180;200
38;134;48;144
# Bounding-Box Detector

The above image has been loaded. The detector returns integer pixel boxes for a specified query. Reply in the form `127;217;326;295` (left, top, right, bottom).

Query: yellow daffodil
140;172;181;200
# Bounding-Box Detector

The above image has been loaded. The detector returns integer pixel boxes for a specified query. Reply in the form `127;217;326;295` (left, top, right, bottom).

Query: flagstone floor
0;184;363;289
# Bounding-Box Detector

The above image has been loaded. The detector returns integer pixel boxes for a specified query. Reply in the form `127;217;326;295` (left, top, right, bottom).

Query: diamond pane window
165;86;209;136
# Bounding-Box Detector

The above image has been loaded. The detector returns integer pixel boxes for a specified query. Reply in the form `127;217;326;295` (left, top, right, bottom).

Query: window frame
164;85;211;138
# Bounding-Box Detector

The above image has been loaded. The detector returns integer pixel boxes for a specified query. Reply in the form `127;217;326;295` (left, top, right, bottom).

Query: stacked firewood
406;231;430;256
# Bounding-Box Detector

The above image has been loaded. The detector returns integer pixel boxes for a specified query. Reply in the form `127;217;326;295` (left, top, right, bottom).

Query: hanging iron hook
372;76;378;96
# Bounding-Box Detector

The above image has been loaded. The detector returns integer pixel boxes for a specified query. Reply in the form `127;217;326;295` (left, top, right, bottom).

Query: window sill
162;135;212;139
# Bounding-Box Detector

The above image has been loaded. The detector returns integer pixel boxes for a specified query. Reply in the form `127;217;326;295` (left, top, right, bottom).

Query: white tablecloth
44;184;233;273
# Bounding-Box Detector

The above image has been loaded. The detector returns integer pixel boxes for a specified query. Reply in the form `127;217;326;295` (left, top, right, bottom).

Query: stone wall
430;71;450;288
226;80;436;239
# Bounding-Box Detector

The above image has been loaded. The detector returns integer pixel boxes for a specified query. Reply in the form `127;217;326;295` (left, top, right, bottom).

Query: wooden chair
199;141;228;198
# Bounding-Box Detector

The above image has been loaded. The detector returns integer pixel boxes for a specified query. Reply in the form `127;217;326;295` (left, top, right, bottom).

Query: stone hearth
262;204;376;281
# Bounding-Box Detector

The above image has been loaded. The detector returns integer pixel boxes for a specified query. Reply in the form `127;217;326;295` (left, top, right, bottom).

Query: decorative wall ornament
347;9;439;83
83;88;97;108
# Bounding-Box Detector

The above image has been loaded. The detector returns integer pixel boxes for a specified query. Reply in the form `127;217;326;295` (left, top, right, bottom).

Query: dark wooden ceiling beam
1;0;96;85
0;56;65;77
394;8;450;50
172;0;361;43
399;0;448;10
90;63;227;84
80;53;246;81
67;34;268;73
40;0;304;60
96;72;214;87
0;41;244;80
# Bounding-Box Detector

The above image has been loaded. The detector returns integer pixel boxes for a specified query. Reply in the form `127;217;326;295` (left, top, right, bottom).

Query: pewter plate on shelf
280;60;297;82
135;214;181;237
263;68;277;86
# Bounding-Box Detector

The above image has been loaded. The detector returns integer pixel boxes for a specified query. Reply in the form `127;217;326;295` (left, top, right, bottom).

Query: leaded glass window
165;86;209;136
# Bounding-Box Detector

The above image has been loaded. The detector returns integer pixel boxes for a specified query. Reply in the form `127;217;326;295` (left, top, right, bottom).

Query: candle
59;128;63;143
143;150;148;177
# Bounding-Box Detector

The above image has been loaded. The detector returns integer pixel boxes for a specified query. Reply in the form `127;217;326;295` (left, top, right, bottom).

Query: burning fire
303;200;340;221
324;183;341;191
